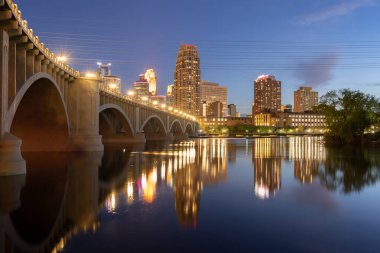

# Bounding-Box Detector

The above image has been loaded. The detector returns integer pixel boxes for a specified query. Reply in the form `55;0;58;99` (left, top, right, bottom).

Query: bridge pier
0;174;25;213
134;132;146;142
0;30;26;176
68;78;104;151
166;132;174;141
0;134;26;176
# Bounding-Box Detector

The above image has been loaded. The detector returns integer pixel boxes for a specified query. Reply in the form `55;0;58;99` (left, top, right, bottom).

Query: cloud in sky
294;0;375;25
293;53;340;87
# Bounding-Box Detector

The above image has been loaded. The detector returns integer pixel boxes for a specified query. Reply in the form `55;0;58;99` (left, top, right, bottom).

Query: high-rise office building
133;74;150;98
166;84;175;106
228;104;237;117
294;86;318;113
174;44;201;116
253;75;281;115
200;81;228;117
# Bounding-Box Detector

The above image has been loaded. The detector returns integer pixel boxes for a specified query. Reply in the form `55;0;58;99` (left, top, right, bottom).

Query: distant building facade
174;44;201;116
281;104;293;112
200;81;228;117
254;113;276;127
103;75;121;93
166;84;175;106
228;104;237;117
98;63;121;93
254;112;326;128
134;74;150;98
207;101;223;118
200;117;253;127
275;112;326;128
294;86;318;112
150;95;166;104
253;75;281;115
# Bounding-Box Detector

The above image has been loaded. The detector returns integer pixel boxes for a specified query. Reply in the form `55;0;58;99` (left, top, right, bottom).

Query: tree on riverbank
315;89;380;143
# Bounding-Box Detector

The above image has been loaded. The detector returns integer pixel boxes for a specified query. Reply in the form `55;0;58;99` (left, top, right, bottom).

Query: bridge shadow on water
1;138;380;252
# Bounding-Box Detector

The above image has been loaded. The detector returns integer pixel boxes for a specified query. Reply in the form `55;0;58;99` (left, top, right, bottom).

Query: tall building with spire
174;44;201;116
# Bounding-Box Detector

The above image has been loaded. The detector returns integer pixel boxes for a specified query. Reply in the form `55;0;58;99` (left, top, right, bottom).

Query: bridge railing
3;0;80;78
99;84;197;122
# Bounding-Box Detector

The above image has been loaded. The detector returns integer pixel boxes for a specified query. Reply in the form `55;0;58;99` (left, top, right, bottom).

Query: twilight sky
21;0;380;114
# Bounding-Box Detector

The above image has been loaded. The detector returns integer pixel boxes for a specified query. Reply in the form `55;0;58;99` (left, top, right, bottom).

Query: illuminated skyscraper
294;86;318;112
174;44;201;116
253;75;281;115
145;69;157;96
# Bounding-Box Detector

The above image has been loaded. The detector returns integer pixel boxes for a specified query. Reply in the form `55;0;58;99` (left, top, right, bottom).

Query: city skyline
21;0;380;113
1;2;379;253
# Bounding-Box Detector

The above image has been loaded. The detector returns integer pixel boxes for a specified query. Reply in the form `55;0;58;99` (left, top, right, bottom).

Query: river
1;137;380;253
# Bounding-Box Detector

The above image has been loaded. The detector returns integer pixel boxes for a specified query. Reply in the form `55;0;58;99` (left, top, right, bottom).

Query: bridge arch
140;115;167;140
169;119;185;135
99;104;135;143
185;123;195;136
6;73;70;151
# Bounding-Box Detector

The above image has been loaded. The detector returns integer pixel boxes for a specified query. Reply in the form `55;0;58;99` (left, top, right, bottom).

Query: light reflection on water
1;137;380;253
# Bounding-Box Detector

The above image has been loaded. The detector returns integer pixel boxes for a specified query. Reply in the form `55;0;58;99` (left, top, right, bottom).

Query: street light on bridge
57;55;68;63
85;72;96;78
109;83;118;89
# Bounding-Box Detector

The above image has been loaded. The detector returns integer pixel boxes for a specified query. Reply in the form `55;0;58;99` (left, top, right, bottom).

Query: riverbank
197;133;324;138
323;133;380;146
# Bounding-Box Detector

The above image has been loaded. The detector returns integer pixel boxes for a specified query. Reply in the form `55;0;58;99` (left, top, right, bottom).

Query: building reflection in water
252;138;284;199
289;137;325;184
252;136;326;200
2;137;379;252
101;139;227;227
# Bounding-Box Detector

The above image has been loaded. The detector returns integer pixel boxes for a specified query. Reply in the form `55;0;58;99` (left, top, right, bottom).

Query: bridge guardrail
99;85;197;122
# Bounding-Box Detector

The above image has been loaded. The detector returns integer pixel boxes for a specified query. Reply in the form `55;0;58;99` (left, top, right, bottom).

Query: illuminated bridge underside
0;0;198;176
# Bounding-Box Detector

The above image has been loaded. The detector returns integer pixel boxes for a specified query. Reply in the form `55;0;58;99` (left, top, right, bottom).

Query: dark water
1;137;380;253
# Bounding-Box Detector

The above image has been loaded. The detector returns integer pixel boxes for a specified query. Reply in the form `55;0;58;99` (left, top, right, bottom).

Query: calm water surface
1;137;380;253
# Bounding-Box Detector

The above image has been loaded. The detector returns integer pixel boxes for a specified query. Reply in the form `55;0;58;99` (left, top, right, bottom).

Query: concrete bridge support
0;30;25;176
68;78;104;151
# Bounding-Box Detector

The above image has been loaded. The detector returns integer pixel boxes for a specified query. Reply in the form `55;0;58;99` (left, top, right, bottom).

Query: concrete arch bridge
0;0;198;176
